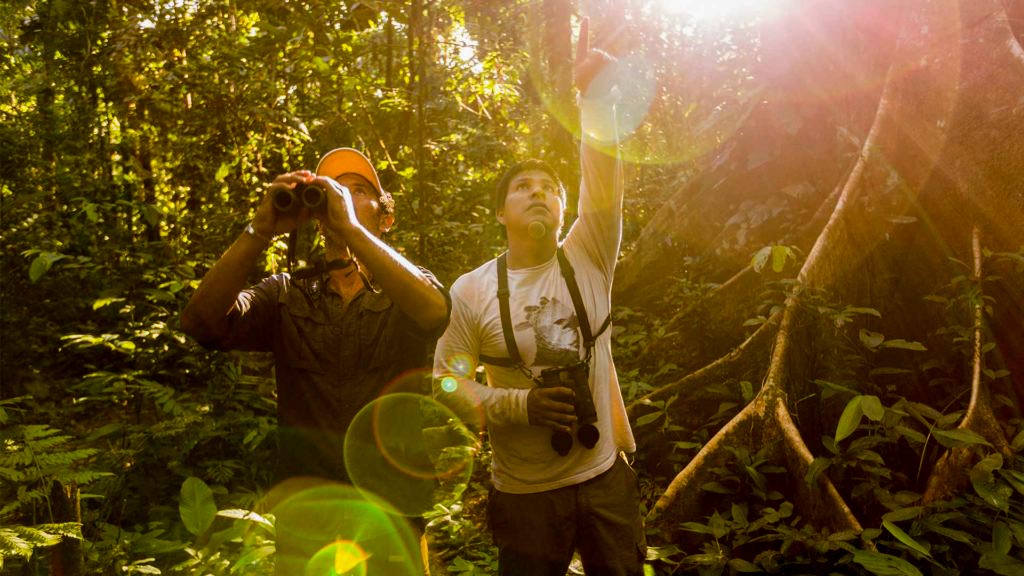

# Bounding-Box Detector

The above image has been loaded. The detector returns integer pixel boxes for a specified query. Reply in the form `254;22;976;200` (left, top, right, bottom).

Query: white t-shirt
433;110;635;493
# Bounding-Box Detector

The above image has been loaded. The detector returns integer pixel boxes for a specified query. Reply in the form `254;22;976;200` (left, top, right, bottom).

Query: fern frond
0;466;26;482
33;448;100;469
59;470;114;485
20;425;63;442
34;522;83;540
0;524;64;558
0;527;35;559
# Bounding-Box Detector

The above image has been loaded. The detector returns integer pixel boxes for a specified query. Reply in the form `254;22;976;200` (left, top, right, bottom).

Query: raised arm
181;172;310;346
315;174;449;333
565;17;624;276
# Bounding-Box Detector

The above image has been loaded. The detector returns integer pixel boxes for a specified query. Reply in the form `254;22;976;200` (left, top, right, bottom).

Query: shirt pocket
278;289;339;374
358;292;396;369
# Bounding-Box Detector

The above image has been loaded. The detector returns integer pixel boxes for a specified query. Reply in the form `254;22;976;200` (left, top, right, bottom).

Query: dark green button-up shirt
221;269;446;482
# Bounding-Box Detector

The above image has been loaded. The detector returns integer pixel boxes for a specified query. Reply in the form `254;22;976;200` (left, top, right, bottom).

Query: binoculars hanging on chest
539;362;599;456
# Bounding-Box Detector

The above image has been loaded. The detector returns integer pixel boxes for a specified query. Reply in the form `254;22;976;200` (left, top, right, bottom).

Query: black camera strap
479;247;611;374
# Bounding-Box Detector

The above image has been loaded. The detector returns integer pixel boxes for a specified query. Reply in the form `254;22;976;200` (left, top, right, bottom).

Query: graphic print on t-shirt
515;296;580;367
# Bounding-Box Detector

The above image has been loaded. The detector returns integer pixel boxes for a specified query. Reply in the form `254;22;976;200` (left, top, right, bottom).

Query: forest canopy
2;0;1022;574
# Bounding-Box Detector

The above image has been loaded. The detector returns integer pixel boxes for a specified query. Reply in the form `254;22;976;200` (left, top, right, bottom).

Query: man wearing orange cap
181;147;448;574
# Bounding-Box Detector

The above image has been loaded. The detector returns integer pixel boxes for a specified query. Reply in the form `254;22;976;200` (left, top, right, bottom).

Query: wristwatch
245;222;273;244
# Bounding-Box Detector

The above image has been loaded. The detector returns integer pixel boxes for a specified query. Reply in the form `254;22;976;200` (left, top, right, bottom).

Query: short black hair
494;159;566;213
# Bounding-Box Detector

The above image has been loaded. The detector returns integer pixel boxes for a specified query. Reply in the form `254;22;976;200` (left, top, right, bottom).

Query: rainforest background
2;0;1023;574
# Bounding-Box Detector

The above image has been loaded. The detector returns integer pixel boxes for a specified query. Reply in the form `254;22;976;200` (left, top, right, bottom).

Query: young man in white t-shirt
433;19;645;576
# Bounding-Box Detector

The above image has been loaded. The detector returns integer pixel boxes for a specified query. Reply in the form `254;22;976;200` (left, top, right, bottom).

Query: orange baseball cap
315;148;384;193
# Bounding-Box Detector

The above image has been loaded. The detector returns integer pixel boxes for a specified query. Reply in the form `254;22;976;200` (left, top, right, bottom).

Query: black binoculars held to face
540;362;599;456
272;183;327;213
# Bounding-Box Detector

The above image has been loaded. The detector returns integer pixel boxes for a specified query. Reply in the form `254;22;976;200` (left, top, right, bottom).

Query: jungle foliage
2;0;1022;574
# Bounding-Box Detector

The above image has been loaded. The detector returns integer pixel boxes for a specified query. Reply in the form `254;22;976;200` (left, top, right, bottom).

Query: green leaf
852;550;923;575
679;521;717;535
970;453;1012;512
979;552;1024;575
882;520;931;558
728;558;761;572
752;246;772;273
179;477;217;536
993;521;1011;555
846;306;881;317
1001;469;1024;496
700;481;733;494
233;545;276;573
92;297;126;311
932;428;992;449
861;395;885;421
870;367;913;376
924;523;973;544
880;339;927;351
214;162;232;182
859;329;885;350
882;507;922;523
29;252;66;282
805;456;832;486
217;509;274;532
770;245;790;273
1011;429;1024;452
634;412;663;427
835;396;864;443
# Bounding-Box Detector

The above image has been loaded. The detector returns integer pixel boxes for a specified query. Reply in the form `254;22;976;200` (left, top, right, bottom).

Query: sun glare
657;0;791;24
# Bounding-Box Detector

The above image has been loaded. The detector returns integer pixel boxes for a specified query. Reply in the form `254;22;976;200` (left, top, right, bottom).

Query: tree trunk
49;481;83;576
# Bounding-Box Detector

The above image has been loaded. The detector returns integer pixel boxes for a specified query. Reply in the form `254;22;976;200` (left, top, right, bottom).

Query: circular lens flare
270;482;422;576
344;393;477;516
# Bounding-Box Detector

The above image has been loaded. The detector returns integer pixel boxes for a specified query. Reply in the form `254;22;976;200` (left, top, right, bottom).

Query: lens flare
440;376;458;393
526;19;752;166
270;482;422;576
344;393;476;516
306;540;369;576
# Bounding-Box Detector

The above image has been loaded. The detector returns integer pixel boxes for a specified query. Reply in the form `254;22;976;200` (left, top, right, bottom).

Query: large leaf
179;477;217;536
770;245;791;272
970;453;1012;512
861;395;885;421
859;329;885;350
217;509;275;532
835;395;864;443
932;428;992;449
882;520;931;558
979;552;1024;576
852;550;923;576
992;521;1011;555
879;339;927;351
881;507;923;523
752;246;772;272
28;252;66;282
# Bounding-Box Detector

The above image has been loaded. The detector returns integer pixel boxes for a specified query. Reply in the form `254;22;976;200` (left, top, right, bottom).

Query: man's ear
378;213;395;234
496;208;505;225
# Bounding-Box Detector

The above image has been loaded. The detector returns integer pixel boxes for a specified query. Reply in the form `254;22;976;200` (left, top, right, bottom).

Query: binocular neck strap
495;252;524;365
493;247;609;370
555;247;611;361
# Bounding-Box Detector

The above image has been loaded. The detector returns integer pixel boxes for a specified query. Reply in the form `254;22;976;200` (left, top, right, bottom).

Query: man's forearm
181;229;269;344
344;225;448;332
